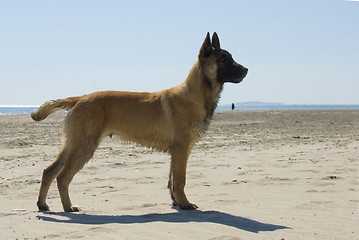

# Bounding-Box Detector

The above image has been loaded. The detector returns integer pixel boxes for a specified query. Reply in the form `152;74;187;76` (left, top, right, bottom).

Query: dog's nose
243;68;248;77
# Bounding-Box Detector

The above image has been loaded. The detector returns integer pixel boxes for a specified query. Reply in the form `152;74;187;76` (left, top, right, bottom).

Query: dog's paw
179;203;198;210
172;200;178;206
37;202;50;212
65;205;82;212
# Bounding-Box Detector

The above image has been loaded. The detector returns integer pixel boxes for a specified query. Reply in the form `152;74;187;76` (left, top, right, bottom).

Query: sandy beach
1;110;358;239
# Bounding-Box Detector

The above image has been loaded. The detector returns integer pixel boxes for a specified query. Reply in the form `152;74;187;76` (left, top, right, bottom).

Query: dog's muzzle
224;65;248;83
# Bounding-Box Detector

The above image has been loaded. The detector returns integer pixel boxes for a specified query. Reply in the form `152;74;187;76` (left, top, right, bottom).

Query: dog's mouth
223;77;244;83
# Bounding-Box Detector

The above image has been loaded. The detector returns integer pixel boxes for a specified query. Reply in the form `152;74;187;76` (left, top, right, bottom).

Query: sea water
216;104;359;111
0;106;39;114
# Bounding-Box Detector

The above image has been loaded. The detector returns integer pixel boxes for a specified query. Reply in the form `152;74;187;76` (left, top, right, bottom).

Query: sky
1;0;358;106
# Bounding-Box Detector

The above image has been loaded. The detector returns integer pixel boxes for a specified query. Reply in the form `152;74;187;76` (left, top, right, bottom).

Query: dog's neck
184;61;224;122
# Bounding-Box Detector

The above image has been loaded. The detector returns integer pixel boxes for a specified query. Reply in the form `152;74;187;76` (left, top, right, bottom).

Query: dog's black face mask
199;32;248;84
214;49;248;83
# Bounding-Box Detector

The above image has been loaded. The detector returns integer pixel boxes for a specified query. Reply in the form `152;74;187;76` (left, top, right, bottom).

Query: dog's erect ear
212;32;220;49
199;32;212;62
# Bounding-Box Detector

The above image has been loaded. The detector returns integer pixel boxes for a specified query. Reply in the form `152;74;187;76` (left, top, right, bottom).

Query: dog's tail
31;97;80;121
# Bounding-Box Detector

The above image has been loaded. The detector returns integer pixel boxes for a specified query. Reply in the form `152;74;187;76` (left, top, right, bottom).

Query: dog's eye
219;57;227;63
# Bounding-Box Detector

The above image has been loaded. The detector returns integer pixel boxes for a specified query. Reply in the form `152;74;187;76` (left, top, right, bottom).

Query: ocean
0;106;39;115
1;105;359;115
216;104;359;111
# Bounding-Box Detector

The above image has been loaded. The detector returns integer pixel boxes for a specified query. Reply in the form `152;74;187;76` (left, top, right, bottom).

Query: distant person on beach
232;103;235;110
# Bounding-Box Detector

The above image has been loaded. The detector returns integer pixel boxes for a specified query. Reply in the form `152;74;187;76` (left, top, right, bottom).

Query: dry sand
0;110;358;239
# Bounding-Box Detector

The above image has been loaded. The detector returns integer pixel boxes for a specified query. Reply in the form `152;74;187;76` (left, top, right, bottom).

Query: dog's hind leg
56;139;99;212
170;145;198;210
37;148;68;211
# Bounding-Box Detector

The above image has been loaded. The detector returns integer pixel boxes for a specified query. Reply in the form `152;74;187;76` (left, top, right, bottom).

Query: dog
31;32;248;212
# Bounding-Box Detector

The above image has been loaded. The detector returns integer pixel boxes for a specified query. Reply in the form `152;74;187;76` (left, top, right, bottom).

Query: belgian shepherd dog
32;32;248;212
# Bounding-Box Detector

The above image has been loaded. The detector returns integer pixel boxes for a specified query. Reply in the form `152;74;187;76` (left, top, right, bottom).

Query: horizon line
0;105;40;108
220;102;359;106
1;103;359;108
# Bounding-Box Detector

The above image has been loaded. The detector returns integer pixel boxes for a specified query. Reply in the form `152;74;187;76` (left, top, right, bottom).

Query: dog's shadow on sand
37;209;290;233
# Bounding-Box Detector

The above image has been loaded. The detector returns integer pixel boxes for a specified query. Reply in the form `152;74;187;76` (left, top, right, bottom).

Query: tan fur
33;32;247;212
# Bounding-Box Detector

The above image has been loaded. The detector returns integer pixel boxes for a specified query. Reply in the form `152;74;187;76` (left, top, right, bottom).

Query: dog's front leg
169;145;198;210
167;167;177;206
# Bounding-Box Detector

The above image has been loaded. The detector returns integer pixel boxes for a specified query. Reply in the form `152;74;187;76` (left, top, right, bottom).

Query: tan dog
32;32;248;212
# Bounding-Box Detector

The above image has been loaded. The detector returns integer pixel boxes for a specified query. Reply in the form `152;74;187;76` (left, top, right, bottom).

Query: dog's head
198;32;248;84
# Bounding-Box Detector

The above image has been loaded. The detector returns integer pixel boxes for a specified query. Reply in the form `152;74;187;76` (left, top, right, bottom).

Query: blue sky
1;0;358;106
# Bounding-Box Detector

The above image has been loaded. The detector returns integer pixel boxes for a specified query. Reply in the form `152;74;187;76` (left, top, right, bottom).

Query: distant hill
235;101;284;106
